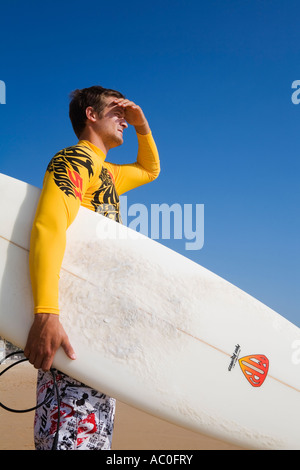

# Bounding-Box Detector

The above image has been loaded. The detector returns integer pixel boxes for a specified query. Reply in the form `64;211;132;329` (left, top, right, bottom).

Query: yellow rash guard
29;132;160;315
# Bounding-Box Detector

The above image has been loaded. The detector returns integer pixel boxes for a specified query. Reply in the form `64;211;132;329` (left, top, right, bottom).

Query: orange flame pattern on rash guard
29;132;160;315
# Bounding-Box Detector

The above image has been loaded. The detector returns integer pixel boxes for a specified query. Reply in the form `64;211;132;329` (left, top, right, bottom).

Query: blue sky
0;0;299;326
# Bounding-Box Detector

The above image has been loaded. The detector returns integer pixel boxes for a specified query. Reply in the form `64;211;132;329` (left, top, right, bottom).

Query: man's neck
78;129;108;155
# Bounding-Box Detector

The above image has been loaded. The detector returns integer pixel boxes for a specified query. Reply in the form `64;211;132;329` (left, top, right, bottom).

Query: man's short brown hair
69;85;125;138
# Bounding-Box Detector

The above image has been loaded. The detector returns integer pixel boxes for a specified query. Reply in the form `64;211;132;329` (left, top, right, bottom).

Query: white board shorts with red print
34;369;116;450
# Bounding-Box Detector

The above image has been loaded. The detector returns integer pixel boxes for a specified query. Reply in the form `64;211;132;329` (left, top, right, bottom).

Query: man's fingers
24;314;76;371
24;349;45;370
113;98;137;108
40;353;54;372
61;336;76;361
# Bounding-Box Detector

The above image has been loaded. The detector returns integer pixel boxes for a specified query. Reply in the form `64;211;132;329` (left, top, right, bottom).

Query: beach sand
0;362;242;450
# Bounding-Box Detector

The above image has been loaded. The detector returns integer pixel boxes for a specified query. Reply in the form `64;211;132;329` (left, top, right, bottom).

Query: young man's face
94;96;128;150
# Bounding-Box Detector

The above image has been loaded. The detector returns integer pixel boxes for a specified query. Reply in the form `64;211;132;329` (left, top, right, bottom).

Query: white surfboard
0;172;299;450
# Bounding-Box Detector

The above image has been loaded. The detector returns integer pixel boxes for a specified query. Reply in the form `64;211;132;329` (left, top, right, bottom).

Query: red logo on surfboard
238;354;269;387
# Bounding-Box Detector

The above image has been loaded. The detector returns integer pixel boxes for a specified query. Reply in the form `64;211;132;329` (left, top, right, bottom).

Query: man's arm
111;98;160;194
24;175;78;370
24;150;97;370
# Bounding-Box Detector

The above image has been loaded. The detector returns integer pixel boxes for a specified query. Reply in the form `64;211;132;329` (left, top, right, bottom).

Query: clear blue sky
0;0;299;326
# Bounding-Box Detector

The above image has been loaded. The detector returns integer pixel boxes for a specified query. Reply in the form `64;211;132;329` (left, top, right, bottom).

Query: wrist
134;121;150;135
34;312;59;323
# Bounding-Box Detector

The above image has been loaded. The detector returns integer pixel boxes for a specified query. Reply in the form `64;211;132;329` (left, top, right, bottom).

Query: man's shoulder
52;143;95;160
46;143;98;180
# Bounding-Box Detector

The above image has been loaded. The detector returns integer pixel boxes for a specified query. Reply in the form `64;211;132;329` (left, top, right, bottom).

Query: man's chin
111;136;123;148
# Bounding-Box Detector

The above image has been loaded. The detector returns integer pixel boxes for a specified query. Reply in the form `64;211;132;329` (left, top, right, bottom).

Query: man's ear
85;106;98;122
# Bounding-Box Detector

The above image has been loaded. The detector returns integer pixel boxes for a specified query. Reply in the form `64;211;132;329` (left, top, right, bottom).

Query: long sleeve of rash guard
30;132;160;315
112;132;160;195
29;150;99;314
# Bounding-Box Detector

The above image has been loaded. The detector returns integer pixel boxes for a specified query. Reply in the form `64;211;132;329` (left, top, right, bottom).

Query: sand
0;362;242;450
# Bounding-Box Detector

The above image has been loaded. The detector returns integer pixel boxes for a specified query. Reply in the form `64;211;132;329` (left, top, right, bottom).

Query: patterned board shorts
34;369;116;450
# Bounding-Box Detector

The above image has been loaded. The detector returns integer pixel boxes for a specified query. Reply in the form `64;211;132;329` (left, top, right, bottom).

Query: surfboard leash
0;350;60;450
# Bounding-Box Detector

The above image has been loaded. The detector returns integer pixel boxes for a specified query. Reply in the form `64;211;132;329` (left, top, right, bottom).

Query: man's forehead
105;96;116;104
105;96;120;107
104;96;125;114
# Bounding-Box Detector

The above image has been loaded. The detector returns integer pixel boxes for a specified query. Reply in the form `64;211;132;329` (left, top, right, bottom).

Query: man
24;86;160;450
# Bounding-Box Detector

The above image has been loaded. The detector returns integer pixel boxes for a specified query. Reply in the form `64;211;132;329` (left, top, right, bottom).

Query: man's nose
121;119;128;129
